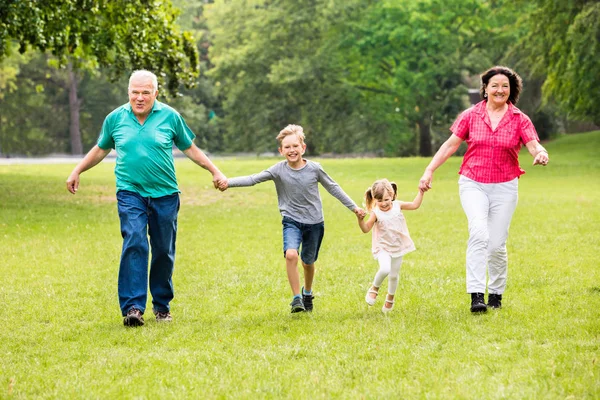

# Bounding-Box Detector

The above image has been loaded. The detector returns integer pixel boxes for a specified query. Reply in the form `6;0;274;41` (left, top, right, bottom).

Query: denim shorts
282;216;325;265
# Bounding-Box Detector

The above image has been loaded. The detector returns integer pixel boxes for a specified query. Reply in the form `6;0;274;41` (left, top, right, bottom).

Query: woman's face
486;74;510;106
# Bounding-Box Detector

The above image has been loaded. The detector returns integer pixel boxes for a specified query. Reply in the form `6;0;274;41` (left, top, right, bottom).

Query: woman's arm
400;190;424;211
357;212;377;233
525;140;549;166
419;134;464;192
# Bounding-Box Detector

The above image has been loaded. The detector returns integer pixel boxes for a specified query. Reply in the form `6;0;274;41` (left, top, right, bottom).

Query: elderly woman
419;66;549;313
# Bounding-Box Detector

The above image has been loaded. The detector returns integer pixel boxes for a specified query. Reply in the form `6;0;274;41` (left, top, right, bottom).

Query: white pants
458;176;518;294
373;252;403;295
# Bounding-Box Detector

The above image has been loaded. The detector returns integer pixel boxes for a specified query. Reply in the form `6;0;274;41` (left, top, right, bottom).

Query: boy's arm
357;211;377;233
316;165;358;212
226;170;274;188
400;190;424;211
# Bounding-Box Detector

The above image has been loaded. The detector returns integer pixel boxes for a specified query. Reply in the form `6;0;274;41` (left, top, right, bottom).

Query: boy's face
279;134;306;164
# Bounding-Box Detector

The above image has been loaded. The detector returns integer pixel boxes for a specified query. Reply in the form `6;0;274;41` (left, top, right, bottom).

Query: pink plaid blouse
451;100;539;183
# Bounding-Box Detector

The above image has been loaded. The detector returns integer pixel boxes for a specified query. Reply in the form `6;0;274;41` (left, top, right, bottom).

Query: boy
219;124;364;312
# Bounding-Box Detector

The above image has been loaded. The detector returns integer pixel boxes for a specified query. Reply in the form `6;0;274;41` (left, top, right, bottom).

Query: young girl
357;179;424;313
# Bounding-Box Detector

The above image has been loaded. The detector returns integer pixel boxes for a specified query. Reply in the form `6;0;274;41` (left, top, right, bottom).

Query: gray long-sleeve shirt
228;159;357;224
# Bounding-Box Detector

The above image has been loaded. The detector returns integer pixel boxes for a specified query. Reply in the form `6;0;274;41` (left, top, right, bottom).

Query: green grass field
1;132;599;399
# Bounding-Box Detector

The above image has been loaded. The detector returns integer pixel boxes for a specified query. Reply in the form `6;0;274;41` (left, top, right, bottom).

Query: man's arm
66;145;111;194
182;143;226;188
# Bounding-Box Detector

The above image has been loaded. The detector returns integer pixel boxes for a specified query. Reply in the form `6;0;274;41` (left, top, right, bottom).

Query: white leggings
458;176;518;294
372;252;403;295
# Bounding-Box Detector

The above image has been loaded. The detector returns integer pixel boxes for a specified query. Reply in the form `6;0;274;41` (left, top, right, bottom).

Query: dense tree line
0;0;598;156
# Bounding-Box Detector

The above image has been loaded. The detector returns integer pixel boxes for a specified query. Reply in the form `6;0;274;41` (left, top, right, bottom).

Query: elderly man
66;70;225;327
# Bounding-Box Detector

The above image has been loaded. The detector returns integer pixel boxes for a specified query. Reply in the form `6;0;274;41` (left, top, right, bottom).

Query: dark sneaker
290;296;305;313
302;289;314;312
123;307;145;327
488;293;502;309
470;293;487;313
154;310;173;323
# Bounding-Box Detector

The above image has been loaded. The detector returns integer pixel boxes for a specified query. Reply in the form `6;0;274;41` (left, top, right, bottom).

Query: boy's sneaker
154;309;173;323
290;296;305;313
488;293;502;309
302;289;314;312
470;293;487;313
123;307;145;327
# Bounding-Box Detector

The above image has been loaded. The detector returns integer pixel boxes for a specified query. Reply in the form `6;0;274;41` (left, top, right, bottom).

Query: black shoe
488;293;502;309
124;307;145;327
302;288;314;312
470;293;487;313
154;309;173;322
290;296;305;313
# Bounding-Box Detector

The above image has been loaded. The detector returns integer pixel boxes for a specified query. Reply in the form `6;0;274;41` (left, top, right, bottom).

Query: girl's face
375;191;393;212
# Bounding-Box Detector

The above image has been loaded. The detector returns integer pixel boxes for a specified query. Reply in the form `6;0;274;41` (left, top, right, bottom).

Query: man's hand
212;172;227;189
66;171;80;194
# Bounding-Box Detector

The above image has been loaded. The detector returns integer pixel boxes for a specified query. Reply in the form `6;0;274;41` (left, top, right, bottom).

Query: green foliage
0;0;199;96
516;0;600;125
0;132;599;397
339;0;520;155
206;0;380;155
0;53;125;155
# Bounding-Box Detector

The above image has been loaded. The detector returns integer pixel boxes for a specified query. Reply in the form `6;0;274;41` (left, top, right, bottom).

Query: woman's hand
419;170;433;192
533;150;549;166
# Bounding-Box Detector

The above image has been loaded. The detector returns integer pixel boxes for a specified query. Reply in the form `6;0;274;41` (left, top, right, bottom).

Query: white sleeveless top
371;200;416;258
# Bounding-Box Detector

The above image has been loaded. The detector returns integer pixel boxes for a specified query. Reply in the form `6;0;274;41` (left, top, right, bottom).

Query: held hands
354;207;366;219
212;172;228;191
533;151;549;166
418;170;433;192
216;177;228;192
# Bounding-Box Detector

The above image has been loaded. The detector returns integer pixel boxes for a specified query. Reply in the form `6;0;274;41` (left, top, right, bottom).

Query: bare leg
285;249;301;296
302;261;315;293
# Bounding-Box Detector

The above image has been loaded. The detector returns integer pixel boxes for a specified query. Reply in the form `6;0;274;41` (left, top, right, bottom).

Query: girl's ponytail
364;187;375;211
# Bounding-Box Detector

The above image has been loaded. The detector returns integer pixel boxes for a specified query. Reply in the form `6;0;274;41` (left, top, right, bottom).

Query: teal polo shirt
97;100;195;198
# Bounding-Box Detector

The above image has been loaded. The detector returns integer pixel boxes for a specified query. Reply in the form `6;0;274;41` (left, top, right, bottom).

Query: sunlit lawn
0;132;598;398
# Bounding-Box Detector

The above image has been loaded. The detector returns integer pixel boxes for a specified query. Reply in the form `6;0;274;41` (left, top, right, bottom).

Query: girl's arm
400;190;424;211
357;211;377;233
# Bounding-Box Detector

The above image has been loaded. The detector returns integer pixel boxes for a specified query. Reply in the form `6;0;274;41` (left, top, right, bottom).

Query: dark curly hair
479;66;523;105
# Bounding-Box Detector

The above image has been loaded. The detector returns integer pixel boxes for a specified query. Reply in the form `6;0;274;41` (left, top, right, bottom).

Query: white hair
129;70;158;93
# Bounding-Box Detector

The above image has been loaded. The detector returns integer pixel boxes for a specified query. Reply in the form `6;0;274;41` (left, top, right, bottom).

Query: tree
206;0;380;155
515;0;600;125
339;0;515;156
0;0;199;96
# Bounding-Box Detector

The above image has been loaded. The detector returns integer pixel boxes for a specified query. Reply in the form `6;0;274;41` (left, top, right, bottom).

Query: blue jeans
282;216;325;265
116;190;179;316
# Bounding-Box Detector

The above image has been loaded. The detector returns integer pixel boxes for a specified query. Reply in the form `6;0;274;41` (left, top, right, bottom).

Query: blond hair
364;179;397;211
276;124;305;146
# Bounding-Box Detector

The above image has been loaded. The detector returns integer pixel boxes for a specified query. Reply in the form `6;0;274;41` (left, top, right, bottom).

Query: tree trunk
417;118;432;157
67;62;83;155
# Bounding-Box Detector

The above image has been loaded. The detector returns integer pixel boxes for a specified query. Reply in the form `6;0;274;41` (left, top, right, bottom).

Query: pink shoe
382;297;394;313
365;289;378;306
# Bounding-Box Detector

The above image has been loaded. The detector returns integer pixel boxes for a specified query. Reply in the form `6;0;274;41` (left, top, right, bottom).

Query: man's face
128;77;157;118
